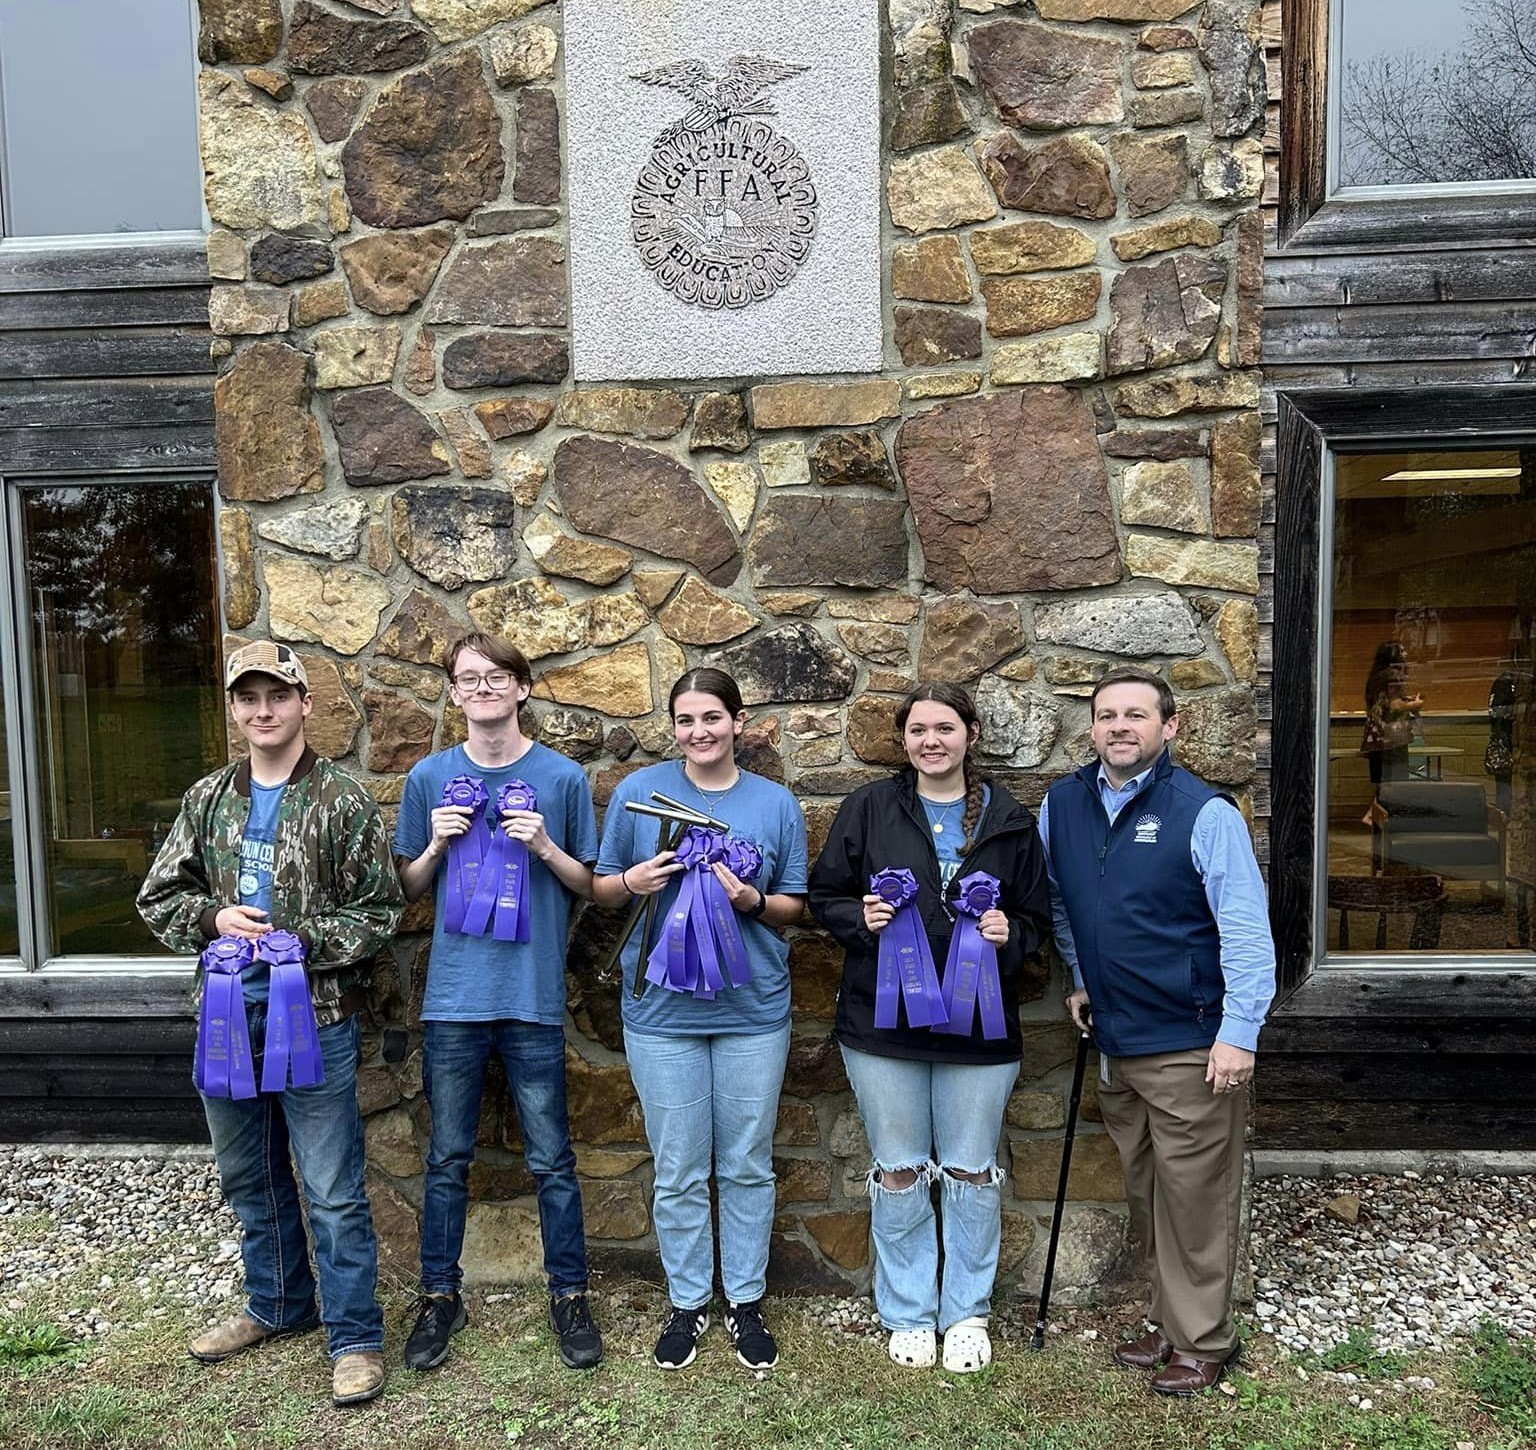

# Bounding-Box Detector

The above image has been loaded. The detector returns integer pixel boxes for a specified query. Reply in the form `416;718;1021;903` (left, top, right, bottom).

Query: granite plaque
566;0;881;381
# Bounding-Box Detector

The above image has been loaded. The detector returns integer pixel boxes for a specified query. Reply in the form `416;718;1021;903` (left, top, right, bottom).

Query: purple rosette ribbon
870;868;949;1031
645;827;762;999
193;936;258;1100
257;930;325;1092
439;775;491;935
462;779;537;943
936;871;1008;1041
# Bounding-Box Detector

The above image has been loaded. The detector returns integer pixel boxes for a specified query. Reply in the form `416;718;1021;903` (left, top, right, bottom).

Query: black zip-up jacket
808;770;1051;1065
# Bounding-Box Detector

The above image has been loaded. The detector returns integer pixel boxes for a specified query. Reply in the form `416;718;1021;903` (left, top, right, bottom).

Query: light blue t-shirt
238;781;283;1006
394;742;598;1025
596;759;809;1037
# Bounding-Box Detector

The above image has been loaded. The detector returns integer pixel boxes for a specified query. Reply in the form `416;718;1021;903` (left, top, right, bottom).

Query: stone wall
197;0;1266;1298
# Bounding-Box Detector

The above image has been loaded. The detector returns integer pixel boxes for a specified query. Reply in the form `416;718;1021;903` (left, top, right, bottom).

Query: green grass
1460;1320;1536;1446
0;1319;75;1365
1317;1326;1412;1380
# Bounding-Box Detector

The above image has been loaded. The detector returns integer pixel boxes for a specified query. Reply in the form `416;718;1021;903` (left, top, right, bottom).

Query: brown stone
1125;534;1259;593
657;576;756;646
426;237;566;327
894;306;982;367
747;496;908;589
846;694;905;765
215;342;325;502
377;588;461;666
890;81;971;153
1215;599;1258;682
688;391;750;453
293;279;350;328
1007;1089;1066;1131
330;387;451;485
338;228;453;315
200;72;322;232
787;931;843;1019
305;76;367;143
553;435;740;586
553;388;689;441
313;324;401;389
775;1155;834;1205
785;1035;848;1097
1108;132;1190;218
513;88;560;205
837;623;910;667
1037;0;1201;17
370;658;442;704
1121;460;1207;533
1174;687;1256;784
712;624;857;707
1107;254;1225;374
970;220;1096;275
523;514;631;586
392;484;517;590
442;332;568;388
365;1106;421;1178
531;642;654;717
1112;214;1222;262
287;2;429;74
302;654;365;759
266;558;391;655
439;409;493;478
582;1179;649;1240
198;0;283;63
342;54;504;228
897;389;1122;593
1102;427;1204;460
249;235;333;286
805;1211;870;1269
364;689;434;772
1210;412;1262;537
1141;25;1199;48
1010;1131;1125;1202
919;596;1025;681
1114;370;1261;417
806;431;896;491
969;20;1124;129
467;1160;535;1200
983;272;1100;338
774;1101;820;1148
220;509;259;630
467;207;561;236
751;381;901;431
1235;208;1263;368
978;132;1115;219
887;148;998;233
891;237;972;303
633;569;684;608
475;397;554;439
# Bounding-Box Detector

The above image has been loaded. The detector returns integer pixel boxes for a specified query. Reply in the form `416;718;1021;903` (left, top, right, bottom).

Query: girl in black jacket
808;683;1050;1374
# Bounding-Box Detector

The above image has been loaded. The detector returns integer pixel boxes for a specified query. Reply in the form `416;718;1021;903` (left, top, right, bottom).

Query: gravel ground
2;1146;1534;1362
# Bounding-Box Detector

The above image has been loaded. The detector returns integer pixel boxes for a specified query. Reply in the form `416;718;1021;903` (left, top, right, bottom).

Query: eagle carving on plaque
629;54;819;310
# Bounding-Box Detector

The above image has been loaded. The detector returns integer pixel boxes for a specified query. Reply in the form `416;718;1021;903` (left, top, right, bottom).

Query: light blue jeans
841;1045;1019;1333
624;1023;791;1310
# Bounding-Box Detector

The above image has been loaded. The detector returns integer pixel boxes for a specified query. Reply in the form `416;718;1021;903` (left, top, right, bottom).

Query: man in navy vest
1037;667;1275;1396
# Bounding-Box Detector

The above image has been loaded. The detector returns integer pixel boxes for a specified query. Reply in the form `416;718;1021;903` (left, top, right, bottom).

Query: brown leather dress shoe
1150;1347;1240;1397
1113;1327;1173;1370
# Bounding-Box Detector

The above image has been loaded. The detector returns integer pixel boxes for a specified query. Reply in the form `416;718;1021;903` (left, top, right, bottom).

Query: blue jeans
624;1024;790;1310
200;1013;383;1359
840;1045;1019;1333
420;1019;588;1297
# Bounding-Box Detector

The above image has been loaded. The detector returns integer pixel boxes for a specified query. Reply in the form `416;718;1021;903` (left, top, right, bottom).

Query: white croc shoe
942;1318;992;1373
888;1327;937;1369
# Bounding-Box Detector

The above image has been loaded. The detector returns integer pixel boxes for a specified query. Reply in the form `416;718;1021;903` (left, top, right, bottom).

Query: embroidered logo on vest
1133;813;1161;844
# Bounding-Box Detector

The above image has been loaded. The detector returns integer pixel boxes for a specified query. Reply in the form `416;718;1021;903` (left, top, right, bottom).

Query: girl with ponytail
808;681;1050;1375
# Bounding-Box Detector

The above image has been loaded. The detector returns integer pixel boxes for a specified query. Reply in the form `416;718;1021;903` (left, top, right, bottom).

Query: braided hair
895;682;987;851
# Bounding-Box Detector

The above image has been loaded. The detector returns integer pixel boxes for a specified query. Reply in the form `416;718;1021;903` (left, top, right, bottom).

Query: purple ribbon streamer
870;868;949;1031
257;931;325;1092
937;871;1009;1041
645;827;761;998
439;775;490;935
463;780;536;943
193;936;257;1100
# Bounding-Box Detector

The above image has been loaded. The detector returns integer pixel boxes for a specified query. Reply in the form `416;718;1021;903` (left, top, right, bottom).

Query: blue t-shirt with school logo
394;743;598;1025
237;781;283;1005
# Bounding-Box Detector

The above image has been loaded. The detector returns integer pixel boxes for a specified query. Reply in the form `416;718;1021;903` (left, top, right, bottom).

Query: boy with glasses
394;634;603;1372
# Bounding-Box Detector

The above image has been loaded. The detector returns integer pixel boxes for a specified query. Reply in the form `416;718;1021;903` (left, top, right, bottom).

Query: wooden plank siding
0;237;213;1142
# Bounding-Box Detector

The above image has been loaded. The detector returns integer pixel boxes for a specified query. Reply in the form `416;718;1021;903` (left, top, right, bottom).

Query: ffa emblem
629;54;819;310
1133;814;1161;844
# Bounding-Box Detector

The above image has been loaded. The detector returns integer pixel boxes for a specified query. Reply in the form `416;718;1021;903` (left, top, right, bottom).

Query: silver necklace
921;796;963;836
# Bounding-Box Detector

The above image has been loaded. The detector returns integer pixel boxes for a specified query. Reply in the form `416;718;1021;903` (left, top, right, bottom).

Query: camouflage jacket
137;748;404;1027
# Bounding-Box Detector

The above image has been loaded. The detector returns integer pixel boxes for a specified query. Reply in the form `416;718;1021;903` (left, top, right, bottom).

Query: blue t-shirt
394;743;598;1025
919;786;991;894
595;759;809;1037
238;781;284;1006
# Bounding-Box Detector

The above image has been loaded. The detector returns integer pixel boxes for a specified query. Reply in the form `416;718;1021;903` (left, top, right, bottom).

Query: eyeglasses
452;671;514;692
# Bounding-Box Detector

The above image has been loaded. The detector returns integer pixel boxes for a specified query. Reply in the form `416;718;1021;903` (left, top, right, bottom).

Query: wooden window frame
1279;0;1536;249
1271;385;1536;1021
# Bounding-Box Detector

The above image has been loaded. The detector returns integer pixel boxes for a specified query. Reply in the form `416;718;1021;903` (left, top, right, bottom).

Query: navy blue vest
1045;751;1227;1058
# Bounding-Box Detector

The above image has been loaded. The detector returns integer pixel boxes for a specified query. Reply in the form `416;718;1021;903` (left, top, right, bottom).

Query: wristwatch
746;888;769;919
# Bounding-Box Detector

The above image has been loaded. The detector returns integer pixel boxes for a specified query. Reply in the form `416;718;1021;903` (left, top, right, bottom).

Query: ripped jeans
840;1045;1019;1332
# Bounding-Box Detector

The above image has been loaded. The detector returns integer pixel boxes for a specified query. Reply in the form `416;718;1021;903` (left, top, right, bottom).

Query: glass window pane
0;0;203;237
1325;447;1536;959
1337;0;1536;189
23;480;224;956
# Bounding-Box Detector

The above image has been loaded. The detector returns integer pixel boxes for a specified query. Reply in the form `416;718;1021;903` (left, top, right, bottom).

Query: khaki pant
1097;1047;1245;1360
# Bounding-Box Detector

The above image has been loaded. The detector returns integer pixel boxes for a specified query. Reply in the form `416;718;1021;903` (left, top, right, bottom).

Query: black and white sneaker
726;1299;778;1369
654;1305;709;1370
403;1292;466;1371
549;1292;603;1370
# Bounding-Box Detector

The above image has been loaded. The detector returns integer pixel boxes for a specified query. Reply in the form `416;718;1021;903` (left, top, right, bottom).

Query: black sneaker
403;1292;467;1371
550;1292;603;1370
654;1305;709;1370
726;1299;778;1370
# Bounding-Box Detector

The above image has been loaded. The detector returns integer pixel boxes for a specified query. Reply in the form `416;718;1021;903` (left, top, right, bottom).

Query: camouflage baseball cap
224;641;309;693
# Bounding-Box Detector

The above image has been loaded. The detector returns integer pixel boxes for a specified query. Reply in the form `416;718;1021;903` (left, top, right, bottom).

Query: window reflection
23;481;223;956
1325;448;1536;957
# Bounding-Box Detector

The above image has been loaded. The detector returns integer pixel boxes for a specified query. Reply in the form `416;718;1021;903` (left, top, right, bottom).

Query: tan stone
467;577;646;659
704;460;759;533
206;229;247;281
827;596;920;624
1114;370;1261;416
633;569;684;608
500;449;548;507
998;656;1037;682
1126;535;1259;593
1007;1090;1066;1131
461;1203;544;1283
313;324;401;388
214;342;325;503
553;387;690;441
905;372;983;399
1121;460;1207;533
657;576;756;646
806;1211;871;1270
438;409;493;478
370;658;443;703
220;509;259;630
328;186;351;235
887;147;998;234
404;326;436;395
339;228;454;315
760;591;820;616
267;558;392;656
1169;658;1225;688
990;332;1103;386
243;66;293;100
199;71;322;231
758;440;810;488
488;22;558;84
573;1147;649;1178
1112;215;1222;261
293;278;350;327
1198;138;1266;201
210;284;288;336
1176;687;1257;784
410;0;550;41
1216;599;1258;682
970;220;1096;275
836;622;910;667
751;381;902;430
524;514;631;586
1211;412;1262;536
891;236;973;302
475;397;554;439
983;272;1101;338
1037;0;1200;16
582;1179;649;1240
531;642;654;716
1010;1131;1125;1202
365;1106;420;1178
997;1211;1038;1276
1134;50;1198;87
919;596;1026;681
